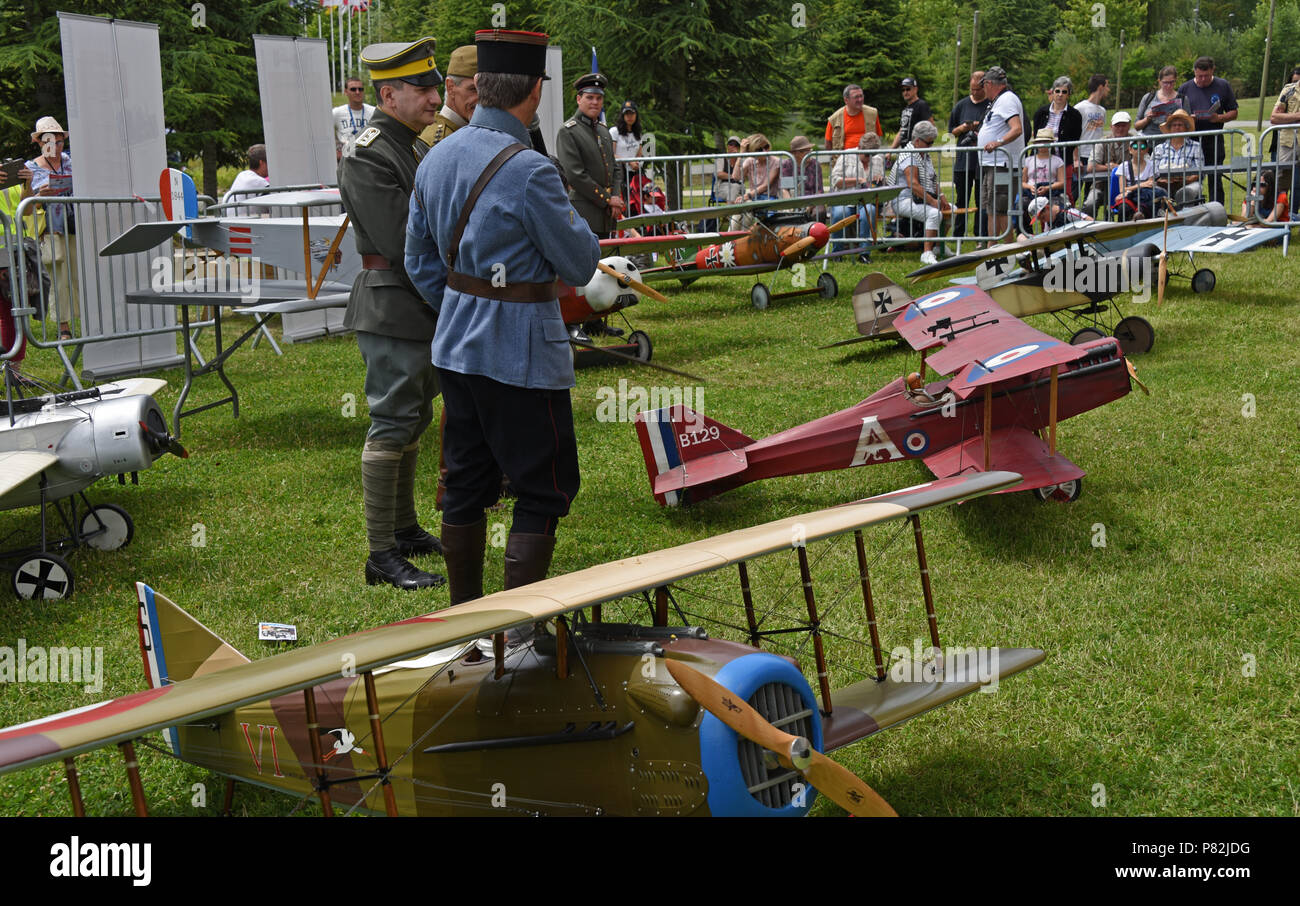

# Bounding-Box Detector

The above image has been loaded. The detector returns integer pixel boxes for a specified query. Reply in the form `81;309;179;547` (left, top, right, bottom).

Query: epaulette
355;126;381;148
562;118;578;129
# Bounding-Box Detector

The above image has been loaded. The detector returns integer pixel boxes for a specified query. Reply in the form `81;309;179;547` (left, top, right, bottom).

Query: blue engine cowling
697;652;823;817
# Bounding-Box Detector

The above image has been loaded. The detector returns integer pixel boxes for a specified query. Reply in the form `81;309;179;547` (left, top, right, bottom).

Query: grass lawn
0;231;1296;816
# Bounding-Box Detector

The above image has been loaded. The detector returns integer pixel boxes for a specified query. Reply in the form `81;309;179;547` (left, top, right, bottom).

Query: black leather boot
394;524;443;557
441;518;487;606
365;549;445;590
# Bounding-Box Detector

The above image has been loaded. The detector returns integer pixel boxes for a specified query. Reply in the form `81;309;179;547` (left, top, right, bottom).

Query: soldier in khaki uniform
337;38;445;591
555;72;624;236
419;45;478;150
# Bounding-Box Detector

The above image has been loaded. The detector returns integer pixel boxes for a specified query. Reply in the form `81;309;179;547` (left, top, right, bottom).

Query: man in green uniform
337;38;446;591
420;45;477;150
555;72;624;236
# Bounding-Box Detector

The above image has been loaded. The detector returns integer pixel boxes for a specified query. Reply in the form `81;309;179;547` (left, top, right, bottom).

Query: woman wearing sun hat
26;115;77;340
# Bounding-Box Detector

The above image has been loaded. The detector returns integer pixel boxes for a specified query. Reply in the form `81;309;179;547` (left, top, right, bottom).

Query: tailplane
852;272;914;337
634;406;754;506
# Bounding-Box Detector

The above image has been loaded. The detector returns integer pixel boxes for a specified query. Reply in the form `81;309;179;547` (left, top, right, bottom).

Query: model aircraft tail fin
851;272;913;338
136;583;249;757
635;406;754;506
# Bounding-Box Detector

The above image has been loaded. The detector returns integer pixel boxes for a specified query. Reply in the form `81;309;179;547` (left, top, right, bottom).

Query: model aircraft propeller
780;214;859;259
665;659;897;816
568;339;705;382
138;421;189;459
1157;208;1170;306
1125;359;1150;395
595;260;669;303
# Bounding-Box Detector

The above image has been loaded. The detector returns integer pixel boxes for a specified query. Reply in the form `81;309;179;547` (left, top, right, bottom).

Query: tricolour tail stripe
644;413;682;506
135;582;179;757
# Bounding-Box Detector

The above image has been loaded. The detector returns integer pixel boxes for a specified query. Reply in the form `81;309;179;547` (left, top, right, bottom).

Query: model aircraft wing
0;471;1022;775
895;285;1087;397
242;293;350;315
617;186;895;231
95;378;168;398
906;216;1184;283
0;451;60;497
1164;223;1290;254
234;188;342;209
923;427;1084;494
100;220;206;256
600;231;748;255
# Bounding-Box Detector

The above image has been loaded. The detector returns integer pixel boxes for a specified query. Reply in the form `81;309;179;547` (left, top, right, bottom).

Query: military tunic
555;110;623;236
405;104;600;533
419;107;468;150
337;108;438;446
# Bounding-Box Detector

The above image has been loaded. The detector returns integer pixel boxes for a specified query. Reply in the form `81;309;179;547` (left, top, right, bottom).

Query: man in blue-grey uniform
405;28;600;607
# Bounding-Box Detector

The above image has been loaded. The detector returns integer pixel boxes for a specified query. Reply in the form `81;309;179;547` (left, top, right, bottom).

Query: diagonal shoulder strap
448;142;527;271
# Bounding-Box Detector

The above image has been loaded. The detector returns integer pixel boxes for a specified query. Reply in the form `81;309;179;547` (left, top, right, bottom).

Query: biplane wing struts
0;472;1044;817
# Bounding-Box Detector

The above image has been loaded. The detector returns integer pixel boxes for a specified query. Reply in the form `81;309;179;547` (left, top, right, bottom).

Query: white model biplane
0;472;1042;816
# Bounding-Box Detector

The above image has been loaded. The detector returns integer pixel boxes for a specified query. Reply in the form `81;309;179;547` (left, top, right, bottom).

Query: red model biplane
637;284;1141;505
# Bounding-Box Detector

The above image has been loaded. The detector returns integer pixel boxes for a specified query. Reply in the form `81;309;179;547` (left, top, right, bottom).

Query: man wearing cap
1269;67;1300;205
556;72;624;236
420;45;478;150
824;84;882;152
405;29;600;610
337;37;446;591
975;66;1025;240
781;136;824;219
1083;111;1132;216
890;78;934;150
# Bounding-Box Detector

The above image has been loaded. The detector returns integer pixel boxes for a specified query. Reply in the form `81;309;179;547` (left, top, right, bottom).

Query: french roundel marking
904;430;929;454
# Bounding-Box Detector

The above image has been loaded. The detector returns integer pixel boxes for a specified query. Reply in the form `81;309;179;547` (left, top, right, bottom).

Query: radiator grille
737;682;815;809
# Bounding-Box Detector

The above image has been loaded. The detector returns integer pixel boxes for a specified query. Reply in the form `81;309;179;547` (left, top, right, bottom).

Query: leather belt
362;254;391;270
446;270;557;303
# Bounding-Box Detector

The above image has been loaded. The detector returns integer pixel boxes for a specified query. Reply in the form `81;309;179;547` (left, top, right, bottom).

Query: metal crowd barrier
1251;124;1298;226
617;150;797;222
1;209;26;363
1035;128;1255;226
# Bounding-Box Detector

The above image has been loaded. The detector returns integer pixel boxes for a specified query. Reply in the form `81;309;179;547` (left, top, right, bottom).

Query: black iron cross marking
18;560;67;597
874;290;893;313
985;256;1010;276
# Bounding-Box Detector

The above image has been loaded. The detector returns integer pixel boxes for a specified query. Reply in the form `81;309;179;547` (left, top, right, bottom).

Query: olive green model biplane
0;472;1043;817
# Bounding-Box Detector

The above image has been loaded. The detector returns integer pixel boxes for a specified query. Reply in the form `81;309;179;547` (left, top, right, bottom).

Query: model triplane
0;472;1043;816
619;188;896;309
639;284;1143;507
0;368;186;599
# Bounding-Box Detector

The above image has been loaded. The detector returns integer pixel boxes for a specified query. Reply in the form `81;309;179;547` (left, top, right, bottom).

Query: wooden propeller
1157;207;1169;306
1126;358;1150;395
781;214;859;258
596;260;669;303
666;659;896;816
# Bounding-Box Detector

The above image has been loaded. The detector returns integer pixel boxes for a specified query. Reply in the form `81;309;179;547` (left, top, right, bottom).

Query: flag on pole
591;46;605;124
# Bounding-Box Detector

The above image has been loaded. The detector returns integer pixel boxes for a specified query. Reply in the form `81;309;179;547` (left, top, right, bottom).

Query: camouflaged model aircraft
0;472;1043;816
827;204;1289;355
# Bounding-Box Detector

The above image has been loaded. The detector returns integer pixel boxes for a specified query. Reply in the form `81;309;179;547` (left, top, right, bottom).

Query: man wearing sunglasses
334;77;377;155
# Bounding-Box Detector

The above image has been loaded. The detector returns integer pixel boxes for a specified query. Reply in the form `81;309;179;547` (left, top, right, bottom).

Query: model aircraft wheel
12;553;74;600
79;504;134;552
1114;316;1155;356
629;330;653;362
1191;268;1216;294
1069;327;1106;345
817;272;838;300
1032;479;1082;503
751;284;771;310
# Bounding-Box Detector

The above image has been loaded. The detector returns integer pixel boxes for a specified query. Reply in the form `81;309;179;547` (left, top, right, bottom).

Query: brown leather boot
503;532;556;590
503;533;556;645
440;518;487;606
